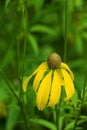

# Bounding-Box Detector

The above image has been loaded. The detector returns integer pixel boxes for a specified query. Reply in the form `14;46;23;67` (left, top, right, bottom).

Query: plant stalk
17;40;20;78
63;0;68;62
19;101;30;130
55;104;59;130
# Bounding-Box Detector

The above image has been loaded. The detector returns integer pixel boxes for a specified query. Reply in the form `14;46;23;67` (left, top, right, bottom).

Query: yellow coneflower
23;53;75;110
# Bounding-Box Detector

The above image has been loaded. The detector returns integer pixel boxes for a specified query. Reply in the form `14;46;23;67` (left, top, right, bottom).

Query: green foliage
0;0;87;130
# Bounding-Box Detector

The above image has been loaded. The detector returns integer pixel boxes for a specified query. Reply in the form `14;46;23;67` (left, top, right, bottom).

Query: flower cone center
47;53;61;69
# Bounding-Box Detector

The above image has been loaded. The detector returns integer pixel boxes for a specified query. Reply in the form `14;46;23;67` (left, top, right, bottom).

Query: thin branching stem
73;77;87;130
55;1;68;129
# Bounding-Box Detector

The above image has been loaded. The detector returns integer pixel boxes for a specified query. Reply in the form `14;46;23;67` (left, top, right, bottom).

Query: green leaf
1;48;14;68
64;121;74;130
27;34;39;55
0;79;9;100
74;0;83;8
6;105;20;130
77;117;87;126
26;86;36;118
30;118;56;130
82;32;87;39
68;59;86;69
5;0;11;8
75;127;83;130
30;0;44;12
71;90;78;108
74;72;85;92
59;116;65;130
79;115;87;119
81;22;87;29
75;34;83;55
30;25;56;35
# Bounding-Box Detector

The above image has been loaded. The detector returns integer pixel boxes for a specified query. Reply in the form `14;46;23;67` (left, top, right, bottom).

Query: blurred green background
0;0;87;130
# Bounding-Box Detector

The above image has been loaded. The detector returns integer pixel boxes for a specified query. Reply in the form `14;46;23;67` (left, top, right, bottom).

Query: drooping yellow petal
48;70;61;107
35;62;48;73
23;62;48;92
57;69;64;86
33;65;48;92
36;70;52;110
61;69;75;101
23;74;34;92
61;62;74;81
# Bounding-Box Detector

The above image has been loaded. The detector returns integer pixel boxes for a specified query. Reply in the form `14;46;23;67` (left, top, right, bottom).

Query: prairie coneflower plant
23;53;75;110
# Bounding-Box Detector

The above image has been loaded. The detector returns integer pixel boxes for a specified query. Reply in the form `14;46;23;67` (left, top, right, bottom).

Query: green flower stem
55;1;69;129
18;36;29;130
19;101;30;130
19;4;29;129
19;37;27;98
17;40;20;78
63;0;68;62
55;104;60;130
20;3;27;98
22;36;26;83
17;28;29;130
73;77;87;130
